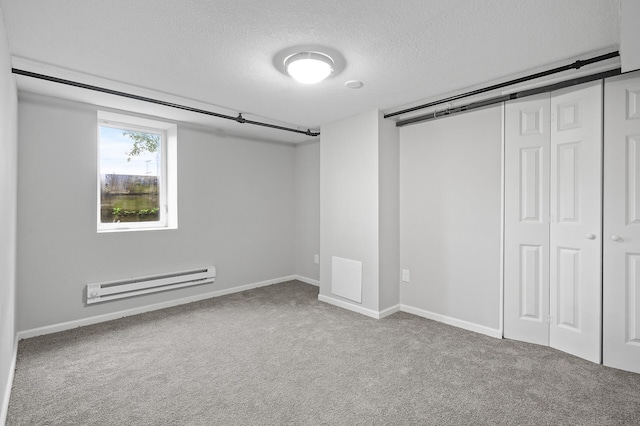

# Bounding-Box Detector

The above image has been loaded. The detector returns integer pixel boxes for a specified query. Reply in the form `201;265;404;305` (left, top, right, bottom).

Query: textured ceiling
0;0;621;142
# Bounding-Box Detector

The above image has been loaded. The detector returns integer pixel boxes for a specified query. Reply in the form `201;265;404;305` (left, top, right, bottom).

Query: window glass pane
99;126;162;224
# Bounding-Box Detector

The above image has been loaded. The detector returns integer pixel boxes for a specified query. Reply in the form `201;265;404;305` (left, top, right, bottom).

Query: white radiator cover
86;266;216;304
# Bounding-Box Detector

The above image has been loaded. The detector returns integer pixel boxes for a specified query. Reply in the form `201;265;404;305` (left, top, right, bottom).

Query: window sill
97;225;177;234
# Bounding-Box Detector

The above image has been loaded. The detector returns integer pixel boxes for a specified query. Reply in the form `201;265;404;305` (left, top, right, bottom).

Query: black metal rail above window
12;68;320;137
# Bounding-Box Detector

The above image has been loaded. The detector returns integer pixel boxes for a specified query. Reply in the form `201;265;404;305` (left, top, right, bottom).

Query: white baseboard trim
379;304;401;319
1;335;18;426
17;275;298;340
400;304;503;339
294;275;320;286
318;294;400;319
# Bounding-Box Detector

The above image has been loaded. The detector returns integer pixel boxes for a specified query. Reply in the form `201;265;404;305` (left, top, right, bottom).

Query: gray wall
621;0;640;72
399;106;502;331
319;109;399;313
0;8;18;419
320;110;381;311
16;93;296;331
294;140;320;282
378;113;400;311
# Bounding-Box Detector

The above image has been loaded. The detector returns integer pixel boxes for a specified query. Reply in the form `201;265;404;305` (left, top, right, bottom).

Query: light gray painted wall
0;9;17;422
399;106;502;330
320;110;380;311
294;140;320;282
621;0;640;73
378;113;400;311
16;93;296;332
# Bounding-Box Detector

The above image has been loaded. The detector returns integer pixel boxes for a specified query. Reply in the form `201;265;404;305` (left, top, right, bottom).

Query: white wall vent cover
331;256;362;303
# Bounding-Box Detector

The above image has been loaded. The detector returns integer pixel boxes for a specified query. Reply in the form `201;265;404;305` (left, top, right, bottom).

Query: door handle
586;234;596;240
611;235;622;242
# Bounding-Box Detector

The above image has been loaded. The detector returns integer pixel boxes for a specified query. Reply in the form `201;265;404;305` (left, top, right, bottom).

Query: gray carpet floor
6;280;640;425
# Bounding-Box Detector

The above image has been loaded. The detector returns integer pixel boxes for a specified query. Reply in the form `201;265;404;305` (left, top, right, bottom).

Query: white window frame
97;111;177;233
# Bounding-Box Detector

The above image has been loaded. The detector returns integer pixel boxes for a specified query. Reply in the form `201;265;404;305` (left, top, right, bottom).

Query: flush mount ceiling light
284;51;334;84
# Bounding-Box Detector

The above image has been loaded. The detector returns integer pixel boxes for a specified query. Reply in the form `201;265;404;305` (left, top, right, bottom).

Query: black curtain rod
11;68;320;137
385;51;620;119
395;68;622;127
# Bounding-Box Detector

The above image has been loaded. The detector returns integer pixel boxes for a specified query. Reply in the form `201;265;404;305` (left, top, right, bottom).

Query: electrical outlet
314;254;320;264
402;269;410;283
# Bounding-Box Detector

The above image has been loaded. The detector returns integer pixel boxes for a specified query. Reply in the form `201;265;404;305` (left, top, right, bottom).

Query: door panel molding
604;71;640;373
505;81;602;364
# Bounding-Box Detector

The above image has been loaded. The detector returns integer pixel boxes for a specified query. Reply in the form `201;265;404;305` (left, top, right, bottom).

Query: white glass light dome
284;52;334;84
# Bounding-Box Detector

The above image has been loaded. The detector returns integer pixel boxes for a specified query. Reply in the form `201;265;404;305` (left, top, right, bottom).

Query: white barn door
504;82;603;363
603;71;640;374
504;93;551;346
549;82;602;363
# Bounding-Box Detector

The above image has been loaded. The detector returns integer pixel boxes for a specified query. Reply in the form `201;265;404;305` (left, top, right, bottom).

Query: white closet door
603;71;640;374
504;93;551;346
549;82;603;363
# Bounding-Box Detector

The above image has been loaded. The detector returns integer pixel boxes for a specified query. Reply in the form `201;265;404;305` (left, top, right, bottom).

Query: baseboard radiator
86;265;216;304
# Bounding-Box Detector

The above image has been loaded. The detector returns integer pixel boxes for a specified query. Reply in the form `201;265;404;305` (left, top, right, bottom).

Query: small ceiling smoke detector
284;51;334;84
345;80;364;89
